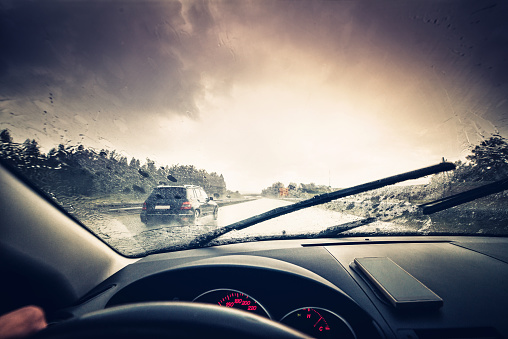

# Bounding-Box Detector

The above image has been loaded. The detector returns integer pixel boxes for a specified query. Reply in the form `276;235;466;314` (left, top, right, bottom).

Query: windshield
1;0;507;257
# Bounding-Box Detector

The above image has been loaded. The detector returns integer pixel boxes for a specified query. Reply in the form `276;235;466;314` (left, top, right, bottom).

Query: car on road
141;185;218;224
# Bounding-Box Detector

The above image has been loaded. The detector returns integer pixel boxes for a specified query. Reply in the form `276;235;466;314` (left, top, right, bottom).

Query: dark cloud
0;0;215;117
2;1;506;111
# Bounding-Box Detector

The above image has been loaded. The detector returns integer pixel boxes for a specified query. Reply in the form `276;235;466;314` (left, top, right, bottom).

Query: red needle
313;316;324;328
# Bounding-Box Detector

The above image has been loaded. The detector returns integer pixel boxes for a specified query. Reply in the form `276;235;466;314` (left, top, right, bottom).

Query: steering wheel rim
35;302;311;339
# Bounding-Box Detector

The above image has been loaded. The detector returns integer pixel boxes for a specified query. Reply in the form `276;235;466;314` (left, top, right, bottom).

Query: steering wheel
35;302;311;338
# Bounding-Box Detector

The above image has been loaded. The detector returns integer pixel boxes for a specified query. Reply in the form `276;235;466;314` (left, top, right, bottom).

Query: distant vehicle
140;185;218;224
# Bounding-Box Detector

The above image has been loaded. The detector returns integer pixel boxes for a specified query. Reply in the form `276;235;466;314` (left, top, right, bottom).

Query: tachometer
193;289;270;319
280;307;355;339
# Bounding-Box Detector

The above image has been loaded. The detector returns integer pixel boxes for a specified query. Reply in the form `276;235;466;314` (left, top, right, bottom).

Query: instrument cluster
193;288;356;338
103;259;381;338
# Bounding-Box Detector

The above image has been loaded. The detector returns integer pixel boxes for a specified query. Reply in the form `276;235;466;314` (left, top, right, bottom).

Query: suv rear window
151;187;187;200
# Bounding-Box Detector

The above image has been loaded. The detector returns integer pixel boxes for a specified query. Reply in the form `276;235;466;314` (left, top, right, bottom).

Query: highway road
81;198;413;256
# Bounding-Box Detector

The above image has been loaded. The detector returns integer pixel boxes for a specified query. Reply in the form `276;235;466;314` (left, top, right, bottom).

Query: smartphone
352;257;443;310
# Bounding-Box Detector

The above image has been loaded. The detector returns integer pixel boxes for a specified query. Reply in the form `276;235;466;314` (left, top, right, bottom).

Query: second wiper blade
315;177;508;238
188;162;455;248
419;178;508;214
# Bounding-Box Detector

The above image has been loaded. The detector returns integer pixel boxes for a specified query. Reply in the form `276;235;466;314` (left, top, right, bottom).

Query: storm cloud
1;0;228;117
2;1;506;117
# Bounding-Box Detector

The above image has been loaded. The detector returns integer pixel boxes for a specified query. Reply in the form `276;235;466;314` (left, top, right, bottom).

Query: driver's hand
0;306;47;339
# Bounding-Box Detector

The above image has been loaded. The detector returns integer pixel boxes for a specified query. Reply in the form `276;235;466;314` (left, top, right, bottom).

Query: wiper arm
314;177;508;238
188;162;455;248
311;218;379;238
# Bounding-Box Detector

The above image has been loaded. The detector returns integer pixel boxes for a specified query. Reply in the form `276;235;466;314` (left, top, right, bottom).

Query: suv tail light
180;201;192;210
142;202;147;211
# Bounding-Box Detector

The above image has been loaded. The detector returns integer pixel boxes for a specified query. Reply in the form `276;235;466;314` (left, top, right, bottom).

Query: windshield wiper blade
188;162;455;248
314;177;508;238
419;177;508;214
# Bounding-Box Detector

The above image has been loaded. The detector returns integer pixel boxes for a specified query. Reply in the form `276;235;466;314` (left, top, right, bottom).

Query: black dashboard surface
66;236;508;339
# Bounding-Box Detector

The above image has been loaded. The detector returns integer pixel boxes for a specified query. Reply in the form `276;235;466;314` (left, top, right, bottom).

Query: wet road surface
80;198;412;256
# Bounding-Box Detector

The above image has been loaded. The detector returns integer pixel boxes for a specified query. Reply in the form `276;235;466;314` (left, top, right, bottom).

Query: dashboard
57;236;508;339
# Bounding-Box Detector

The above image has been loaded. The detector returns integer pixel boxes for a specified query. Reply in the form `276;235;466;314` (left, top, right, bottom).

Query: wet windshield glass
0;0;507;257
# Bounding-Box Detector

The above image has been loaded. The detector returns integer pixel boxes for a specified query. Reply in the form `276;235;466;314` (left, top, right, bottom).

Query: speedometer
193;289;271;319
280;307;356;339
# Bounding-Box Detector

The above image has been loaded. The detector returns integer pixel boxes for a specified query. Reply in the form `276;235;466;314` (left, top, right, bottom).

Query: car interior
1;0;507;338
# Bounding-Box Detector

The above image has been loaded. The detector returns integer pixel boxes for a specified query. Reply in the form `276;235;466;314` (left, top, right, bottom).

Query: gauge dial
280;307;355;339
193;289;270;318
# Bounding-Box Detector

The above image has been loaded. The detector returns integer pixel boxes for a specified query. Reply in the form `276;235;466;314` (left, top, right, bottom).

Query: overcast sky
1;0;507;192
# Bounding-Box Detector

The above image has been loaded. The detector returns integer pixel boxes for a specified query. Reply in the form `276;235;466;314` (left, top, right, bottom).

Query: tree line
0;129;227;200
261;181;332;198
